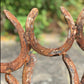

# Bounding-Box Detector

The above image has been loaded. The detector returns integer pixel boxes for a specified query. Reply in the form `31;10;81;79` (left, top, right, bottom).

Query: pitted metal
0;6;84;84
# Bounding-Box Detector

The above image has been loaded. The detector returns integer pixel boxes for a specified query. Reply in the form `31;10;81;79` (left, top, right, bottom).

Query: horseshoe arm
0;10;30;73
22;54;36;84
25;7;75;56
3;10;25;46
62;54;79;84
5;73;19;84
60;6;75;29
76;8;84;50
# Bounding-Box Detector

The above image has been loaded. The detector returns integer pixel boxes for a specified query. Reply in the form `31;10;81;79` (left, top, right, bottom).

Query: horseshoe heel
62;54;79;84
0;10;30;73
25;7;75;56
5;73;19;84
22;54;36;84
76;8;84;51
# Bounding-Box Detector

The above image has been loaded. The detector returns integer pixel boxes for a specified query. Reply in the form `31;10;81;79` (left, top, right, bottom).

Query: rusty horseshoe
0;10;30;73
1;6;84;84
25;7;76;56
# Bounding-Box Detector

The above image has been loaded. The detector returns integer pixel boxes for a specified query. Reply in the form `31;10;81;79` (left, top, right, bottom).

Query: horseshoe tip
60;6;67;14
31;8;39;13
60;6;64;9
32;8;38;10
3;10;10;16
3;9;8;13
60;6;65;11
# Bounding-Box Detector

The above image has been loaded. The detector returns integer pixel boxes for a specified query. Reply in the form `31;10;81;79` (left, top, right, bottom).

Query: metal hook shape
5;73;19;84
22;54;36;84
25;7;76;56
62;54;80;84
0;10;30;73
1;6;84;84
5;54;36;84
76;8;84;51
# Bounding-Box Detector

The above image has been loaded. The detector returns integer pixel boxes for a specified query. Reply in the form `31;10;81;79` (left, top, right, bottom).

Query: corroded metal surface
5;73;19;84
25;7;76;56
0;6;84;84
62;54;80;84
76;8;84;51
0;10;30;73
22;54;36;84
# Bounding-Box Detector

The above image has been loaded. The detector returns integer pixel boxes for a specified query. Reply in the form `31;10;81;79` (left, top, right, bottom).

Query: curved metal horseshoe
62;54;80;84
76;8;84;51
1;7;83;84
5;73;19;84
0;10;30;73
22;54;36;84
25;7;76;56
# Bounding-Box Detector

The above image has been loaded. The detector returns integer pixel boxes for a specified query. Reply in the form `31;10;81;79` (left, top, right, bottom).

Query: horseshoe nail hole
1;41;21;62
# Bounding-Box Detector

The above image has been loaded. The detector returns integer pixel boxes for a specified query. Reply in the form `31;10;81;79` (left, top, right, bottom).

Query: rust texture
5;73;19;84
0;6;84;84
0;10;30;73
22;54;36;84
25;7;76;56
76;8;84;50
62;54;80;84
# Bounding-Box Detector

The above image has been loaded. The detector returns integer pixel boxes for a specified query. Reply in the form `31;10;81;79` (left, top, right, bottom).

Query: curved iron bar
22;54;36;84
5;54;36;84
0;10;30;73
25;7;76;56
5;73;19;84
76;8;84;51
0;6;84;84
62;54;80;84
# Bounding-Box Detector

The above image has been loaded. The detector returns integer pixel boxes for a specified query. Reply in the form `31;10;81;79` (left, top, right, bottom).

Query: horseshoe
5;73;19;84
1;7;83;84
22;54;36;84
76;8;84;51
25;7;76;56
0;10;30;73
62;54;80;84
